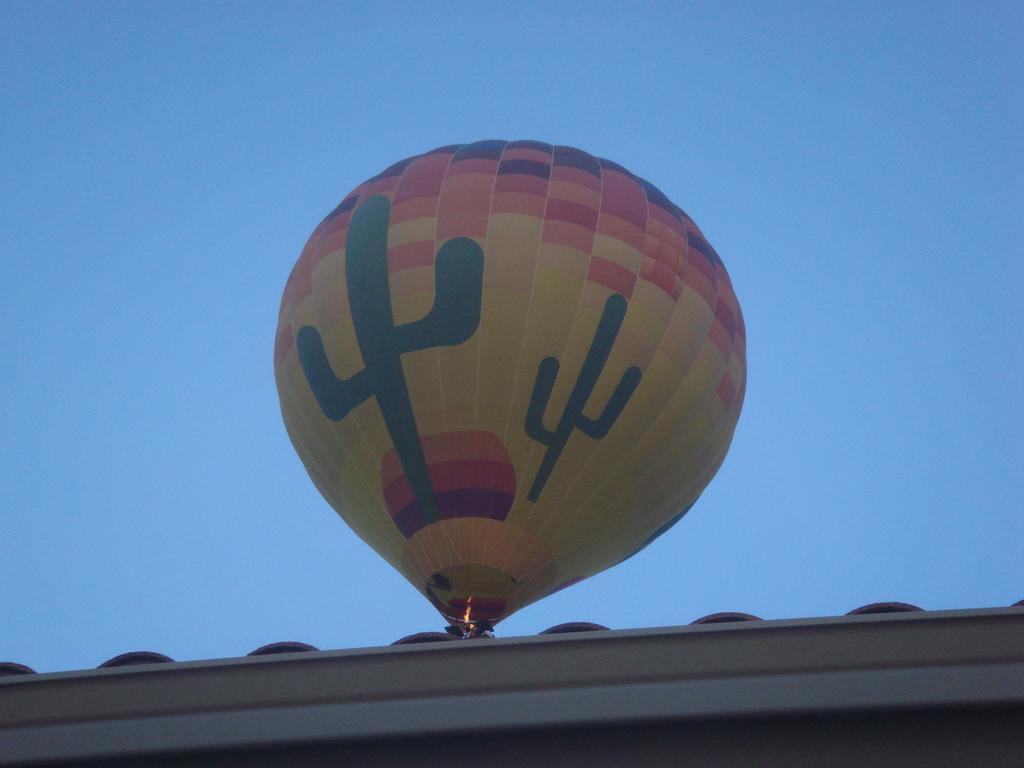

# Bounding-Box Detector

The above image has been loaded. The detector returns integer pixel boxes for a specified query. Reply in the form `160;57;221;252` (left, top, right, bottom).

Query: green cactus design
524;293;642;502
296;195;484;525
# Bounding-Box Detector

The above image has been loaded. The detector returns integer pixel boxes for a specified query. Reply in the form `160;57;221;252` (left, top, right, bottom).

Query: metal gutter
1;607;1022;765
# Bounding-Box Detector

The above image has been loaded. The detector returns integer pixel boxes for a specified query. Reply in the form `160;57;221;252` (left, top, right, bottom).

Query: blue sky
2;1;1021;672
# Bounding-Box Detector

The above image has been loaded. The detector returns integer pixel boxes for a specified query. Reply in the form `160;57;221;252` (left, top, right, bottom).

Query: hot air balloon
274;141;745;633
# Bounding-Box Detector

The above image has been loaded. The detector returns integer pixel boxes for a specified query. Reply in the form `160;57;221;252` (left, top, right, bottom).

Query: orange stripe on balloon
545;199;599;230
436;179;498;241
500;147;551;164
715;301;738;343
430;459;516;495
716;369;739;411
546;180;599;206
361;172;401;199
392;152;453;203
587;256;637;298
387;265;435;300
445;158;499;177
719;371;739;405
599;170;647;232
273;323;293;363
389;196;441;224
281;259;314;310
648;203;686;240
315;223;348;264
648;228;683;273
491;190;548;217
382;459;517;512
541;221;598;254
686;247;717;285
551;165;602;193
493;173;549;197
640;257;682;301
380;430;513;487
387;241;435;273
598;214;647;253
707;313;733;357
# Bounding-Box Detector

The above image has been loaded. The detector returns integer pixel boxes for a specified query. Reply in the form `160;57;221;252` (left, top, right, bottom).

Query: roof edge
1;607;1022;765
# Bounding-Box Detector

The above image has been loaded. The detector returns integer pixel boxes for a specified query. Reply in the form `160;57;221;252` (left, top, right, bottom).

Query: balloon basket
445;619;495;640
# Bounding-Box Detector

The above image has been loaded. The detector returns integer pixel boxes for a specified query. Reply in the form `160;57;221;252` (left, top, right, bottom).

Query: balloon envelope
275;141;745;628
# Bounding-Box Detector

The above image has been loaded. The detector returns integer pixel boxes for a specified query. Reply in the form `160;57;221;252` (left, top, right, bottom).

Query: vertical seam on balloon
493;143;585;590
492;141;557;584
465;140;510;605
401;150;458;581
390;153;449;580
514;148;607;582
427;147;463;576
499;144;557;445
387;152;447;581
473;140;511;427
